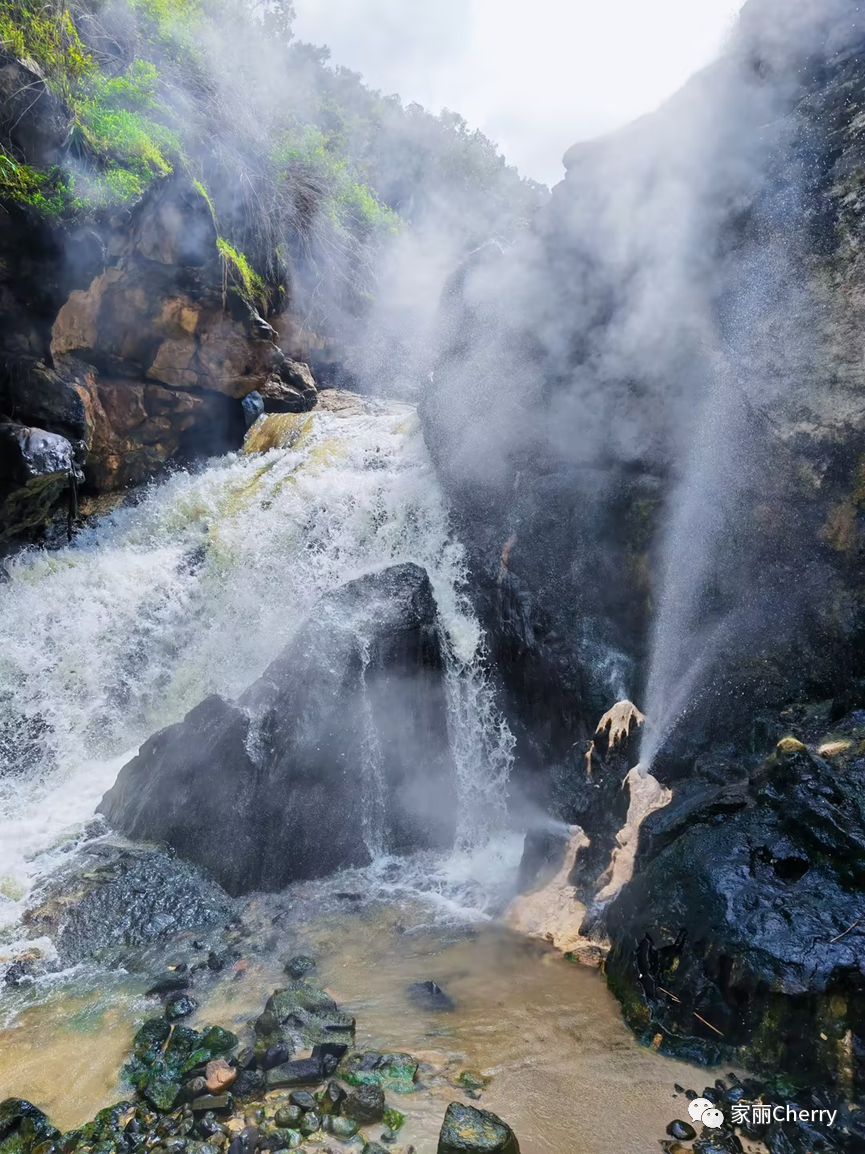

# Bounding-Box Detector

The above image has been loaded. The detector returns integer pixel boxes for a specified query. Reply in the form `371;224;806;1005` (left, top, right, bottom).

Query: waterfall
0;397;514;932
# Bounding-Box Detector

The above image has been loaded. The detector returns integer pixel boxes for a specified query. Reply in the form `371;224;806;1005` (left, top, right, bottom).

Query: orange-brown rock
204;1058;237;1094
1;174;325;534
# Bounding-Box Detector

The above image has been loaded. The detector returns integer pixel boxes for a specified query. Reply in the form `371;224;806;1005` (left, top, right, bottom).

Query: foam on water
0;398;513;934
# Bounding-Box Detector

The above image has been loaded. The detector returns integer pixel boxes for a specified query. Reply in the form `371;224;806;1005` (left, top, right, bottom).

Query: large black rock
603;731;865;1087
99;564;457;895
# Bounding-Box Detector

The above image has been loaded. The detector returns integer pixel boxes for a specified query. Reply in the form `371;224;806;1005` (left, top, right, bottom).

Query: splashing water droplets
0;398;513;929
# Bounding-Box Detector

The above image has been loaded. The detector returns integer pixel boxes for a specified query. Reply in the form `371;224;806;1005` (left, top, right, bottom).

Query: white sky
293;0;745;187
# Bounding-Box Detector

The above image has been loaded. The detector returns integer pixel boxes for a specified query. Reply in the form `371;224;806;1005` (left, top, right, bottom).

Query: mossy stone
437;1102;519;1154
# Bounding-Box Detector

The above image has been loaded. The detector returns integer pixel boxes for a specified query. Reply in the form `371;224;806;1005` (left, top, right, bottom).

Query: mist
410;0;865;777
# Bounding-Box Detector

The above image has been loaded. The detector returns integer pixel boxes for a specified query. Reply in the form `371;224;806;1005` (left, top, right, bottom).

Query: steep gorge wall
421;0;865;1091
422;0;865;786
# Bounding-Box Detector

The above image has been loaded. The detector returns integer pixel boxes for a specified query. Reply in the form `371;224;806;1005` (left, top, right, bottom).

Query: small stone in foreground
438;1101;520;1154
284;954;316;979
667;1120;697;1141
328;1116;360;1138
319;1079;347;1114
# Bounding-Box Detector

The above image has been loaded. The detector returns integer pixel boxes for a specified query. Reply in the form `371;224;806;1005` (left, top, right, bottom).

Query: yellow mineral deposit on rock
595;766;672;905
505;828;603;957
596;700;646;748
777;736;807;755
205;1058;238;1094
818;739;852;758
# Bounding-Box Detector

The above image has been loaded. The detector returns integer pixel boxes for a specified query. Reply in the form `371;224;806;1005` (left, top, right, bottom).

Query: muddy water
0;983;141;1126
0;903;717;1154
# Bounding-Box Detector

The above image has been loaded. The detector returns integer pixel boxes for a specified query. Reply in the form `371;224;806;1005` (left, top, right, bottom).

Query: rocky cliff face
0;153;319;544
421;0;865;1089
422;0;865;780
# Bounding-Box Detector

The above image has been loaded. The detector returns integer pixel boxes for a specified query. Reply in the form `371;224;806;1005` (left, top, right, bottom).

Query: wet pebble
262;1042;292;1071
275;1106;303;1127
191;1095;233;1114
667;1120;697;1141
327;1117;359;1138
166;992;198;1020
198;1112;225;1139
299;1112;321;1136
147;974;192;997
184;1077;208;1101
284;955;316;979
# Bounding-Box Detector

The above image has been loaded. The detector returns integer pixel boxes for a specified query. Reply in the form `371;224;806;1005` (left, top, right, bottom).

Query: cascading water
0;396;515;939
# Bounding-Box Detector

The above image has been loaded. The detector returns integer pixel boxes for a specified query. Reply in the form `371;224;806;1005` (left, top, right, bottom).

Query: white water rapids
0;396;517;940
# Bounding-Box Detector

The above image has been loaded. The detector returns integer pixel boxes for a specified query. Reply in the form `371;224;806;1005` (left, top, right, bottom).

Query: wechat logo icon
688;1098;724;1129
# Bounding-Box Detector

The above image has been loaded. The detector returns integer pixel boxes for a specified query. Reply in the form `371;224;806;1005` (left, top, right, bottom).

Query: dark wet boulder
604;736;865;1089
299;1110;321;1135
0;422;81;541
693;1133;744;1154
147;973;193;997
319;1080;347;1114
343;1085;385;1124
407;980;455;1012
165;992;197;1021
667;1120;697;1141
2;956;40;987
100;564;457;895
261;1042;292;1071
254;357;318;415
515;827;570;892
231;1069;265;1102
254;983;355;1057
0;53;69;167
328;1116;360;1138
241;391;265;429
437;1102;520;1154
264;1057;325;1089
312;1040;349;1075
201;1026;238;1054
21;840;231;969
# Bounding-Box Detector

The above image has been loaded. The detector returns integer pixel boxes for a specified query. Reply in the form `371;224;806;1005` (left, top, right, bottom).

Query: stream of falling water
0;394;514;936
